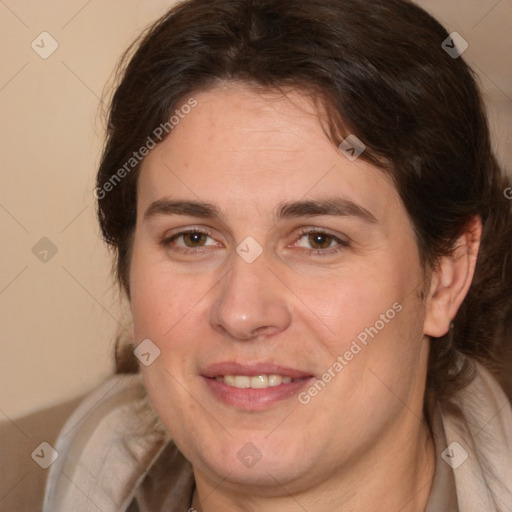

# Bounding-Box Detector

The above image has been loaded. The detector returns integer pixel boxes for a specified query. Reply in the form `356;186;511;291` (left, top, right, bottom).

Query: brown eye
182;232;208;247
307;232;335;249
293;229;349;256
162;230;218;250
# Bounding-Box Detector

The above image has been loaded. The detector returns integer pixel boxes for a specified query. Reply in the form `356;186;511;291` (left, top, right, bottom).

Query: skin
129;82;481;511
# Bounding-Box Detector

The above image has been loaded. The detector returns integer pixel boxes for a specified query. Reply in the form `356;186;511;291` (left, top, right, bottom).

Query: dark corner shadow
0;394;85;512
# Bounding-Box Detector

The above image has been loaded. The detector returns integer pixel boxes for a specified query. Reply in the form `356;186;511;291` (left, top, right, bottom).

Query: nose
209;251;292;341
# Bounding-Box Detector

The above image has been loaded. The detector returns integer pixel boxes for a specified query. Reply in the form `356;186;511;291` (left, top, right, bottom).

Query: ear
423;216;482;338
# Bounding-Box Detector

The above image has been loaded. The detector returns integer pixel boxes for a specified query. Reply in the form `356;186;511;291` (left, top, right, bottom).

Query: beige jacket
43;363;512;511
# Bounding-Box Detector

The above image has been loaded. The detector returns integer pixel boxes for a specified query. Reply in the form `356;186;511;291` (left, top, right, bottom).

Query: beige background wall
1;0;175;421
0;0;511;509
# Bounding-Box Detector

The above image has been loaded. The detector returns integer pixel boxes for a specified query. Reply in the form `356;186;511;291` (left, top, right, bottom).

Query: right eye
161;228;222;254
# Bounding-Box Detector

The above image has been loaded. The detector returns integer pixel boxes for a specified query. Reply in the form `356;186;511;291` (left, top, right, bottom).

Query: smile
214;375;304;388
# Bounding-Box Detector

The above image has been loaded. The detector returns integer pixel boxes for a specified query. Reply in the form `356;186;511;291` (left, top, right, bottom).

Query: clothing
43;362;512;511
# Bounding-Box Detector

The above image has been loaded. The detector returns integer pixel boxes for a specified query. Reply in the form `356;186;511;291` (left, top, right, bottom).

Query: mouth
201;362;315;410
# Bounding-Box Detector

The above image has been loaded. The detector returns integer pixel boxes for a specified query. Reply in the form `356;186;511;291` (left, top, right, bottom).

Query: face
130;83;431;494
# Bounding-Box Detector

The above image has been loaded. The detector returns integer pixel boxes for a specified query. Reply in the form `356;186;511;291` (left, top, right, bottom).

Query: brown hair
96;0;512;404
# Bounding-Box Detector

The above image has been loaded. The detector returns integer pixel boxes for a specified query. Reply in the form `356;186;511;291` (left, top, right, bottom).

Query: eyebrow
144;199;220;220
276;198;377;224
143;197;377;224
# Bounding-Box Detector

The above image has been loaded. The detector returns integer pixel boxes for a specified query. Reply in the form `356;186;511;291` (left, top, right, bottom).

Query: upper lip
201;362;314;379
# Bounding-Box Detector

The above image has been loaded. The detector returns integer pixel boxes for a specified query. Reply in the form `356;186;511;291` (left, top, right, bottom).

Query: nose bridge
209;249;292;340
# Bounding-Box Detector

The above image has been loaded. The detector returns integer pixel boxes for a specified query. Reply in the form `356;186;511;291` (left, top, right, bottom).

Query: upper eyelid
163;226;214;238
297;226;343;236
163;228;216;244
163;225;345;238
296;227;350;243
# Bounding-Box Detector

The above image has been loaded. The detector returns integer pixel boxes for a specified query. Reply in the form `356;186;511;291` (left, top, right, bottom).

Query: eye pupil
308;233;332;249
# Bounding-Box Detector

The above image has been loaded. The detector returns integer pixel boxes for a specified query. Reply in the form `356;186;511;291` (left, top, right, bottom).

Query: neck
191;417;436;512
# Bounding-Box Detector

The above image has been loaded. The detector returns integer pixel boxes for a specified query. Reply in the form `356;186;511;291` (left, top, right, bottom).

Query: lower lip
202;376;314;411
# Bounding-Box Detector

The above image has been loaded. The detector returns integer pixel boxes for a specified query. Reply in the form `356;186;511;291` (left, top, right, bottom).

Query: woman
43;0;512;510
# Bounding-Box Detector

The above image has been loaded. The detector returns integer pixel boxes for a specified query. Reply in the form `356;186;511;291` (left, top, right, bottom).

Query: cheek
129;244;197;338
306;253;425;389
304;264;411;346
128;244;220;386
130;251;172;361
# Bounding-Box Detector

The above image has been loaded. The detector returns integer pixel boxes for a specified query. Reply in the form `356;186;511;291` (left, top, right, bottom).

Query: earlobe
423;216;482;338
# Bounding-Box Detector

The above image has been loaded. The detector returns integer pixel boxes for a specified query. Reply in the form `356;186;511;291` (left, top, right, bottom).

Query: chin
192;436;314;490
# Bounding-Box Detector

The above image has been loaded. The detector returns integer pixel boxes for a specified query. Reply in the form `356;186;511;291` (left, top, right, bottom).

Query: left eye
296;231;345;251
299;232;339;249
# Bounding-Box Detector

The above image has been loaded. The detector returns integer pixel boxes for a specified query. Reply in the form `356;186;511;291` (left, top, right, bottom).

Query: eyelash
295;227;350;257
161;227;350;256
161;228;215;255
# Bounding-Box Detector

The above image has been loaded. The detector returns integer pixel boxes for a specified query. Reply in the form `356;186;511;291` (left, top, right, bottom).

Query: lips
201;362;314;380
201;362;315;410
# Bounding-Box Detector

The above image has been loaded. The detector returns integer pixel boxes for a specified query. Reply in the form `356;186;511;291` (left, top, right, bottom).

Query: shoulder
460;363;512;445
43;374;168;512
441;361;512;511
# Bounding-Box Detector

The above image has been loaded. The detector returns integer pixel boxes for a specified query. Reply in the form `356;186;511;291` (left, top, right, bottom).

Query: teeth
251;375;268;388
234;376;251;388
268;375;281;386
216;374;295;389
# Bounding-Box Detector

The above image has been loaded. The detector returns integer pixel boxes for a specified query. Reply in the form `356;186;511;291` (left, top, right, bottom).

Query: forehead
137;83;402;226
